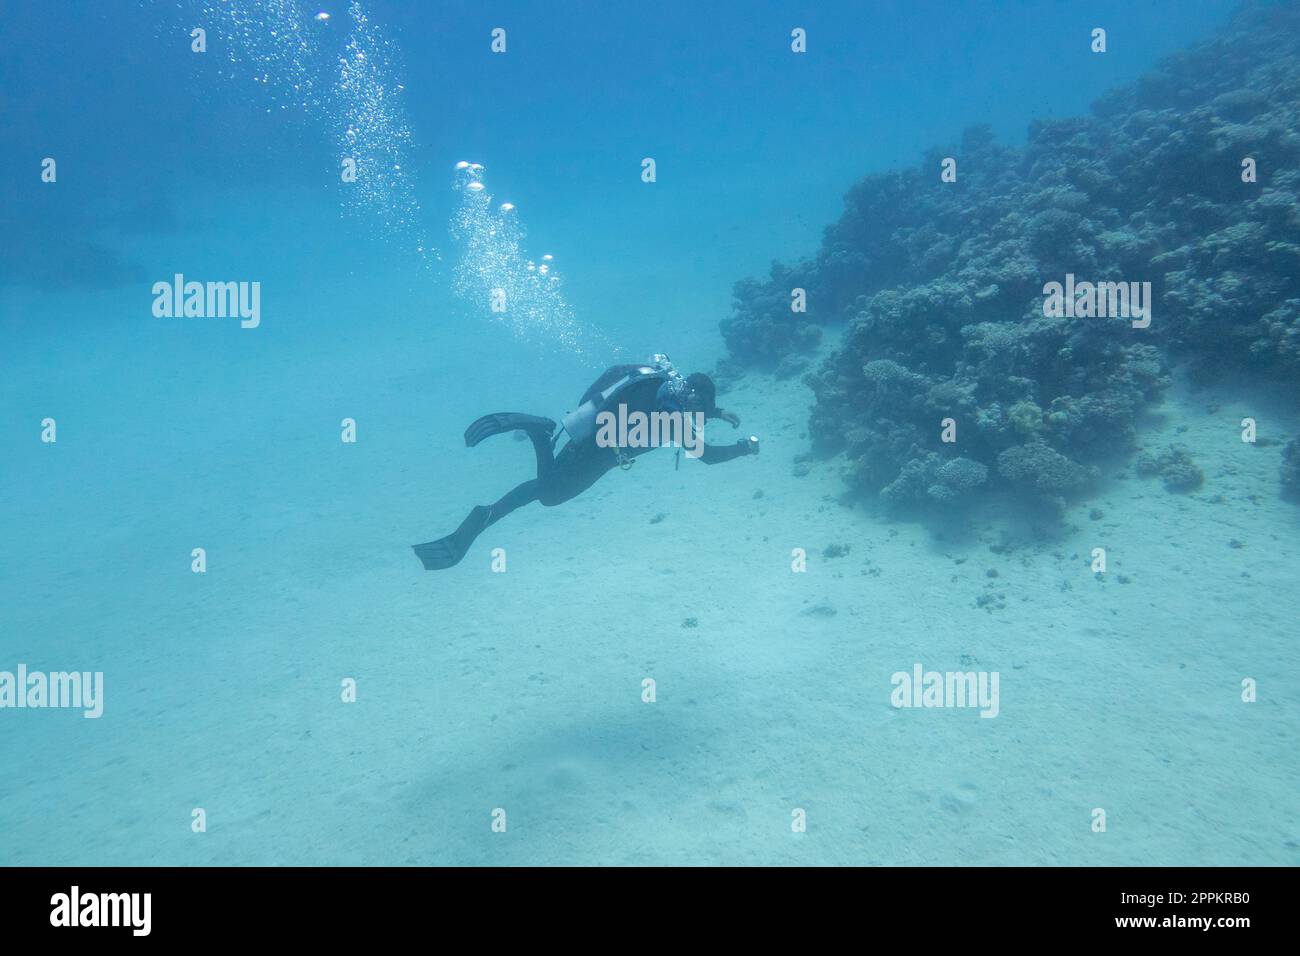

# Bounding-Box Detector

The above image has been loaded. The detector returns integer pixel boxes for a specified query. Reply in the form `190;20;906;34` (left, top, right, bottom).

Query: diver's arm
712;408;741;428
697;436;758;465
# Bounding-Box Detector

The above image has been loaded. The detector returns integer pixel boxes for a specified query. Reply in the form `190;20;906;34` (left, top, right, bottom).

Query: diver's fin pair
412;505;493;571
464;413;556;448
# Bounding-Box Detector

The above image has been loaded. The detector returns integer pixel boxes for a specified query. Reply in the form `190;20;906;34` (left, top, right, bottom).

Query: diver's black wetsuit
413;364;754;570
504;368;747;507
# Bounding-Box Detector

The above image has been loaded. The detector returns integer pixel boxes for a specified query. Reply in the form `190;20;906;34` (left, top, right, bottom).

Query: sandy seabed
2;319;1295;867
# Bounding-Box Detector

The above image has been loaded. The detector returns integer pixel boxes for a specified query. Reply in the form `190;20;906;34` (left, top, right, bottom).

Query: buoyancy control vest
559;354;685;446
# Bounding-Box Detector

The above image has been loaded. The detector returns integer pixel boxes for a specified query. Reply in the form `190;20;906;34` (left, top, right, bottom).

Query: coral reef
1134;444;1205;493
880;454;988;508
719;271;822;370
997;443;1098;497
721;3;1300;508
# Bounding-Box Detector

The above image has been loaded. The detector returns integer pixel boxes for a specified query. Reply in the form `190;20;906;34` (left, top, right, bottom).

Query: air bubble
448;163;592;351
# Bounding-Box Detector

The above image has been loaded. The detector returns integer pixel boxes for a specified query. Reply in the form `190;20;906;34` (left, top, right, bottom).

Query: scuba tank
557;354;680;447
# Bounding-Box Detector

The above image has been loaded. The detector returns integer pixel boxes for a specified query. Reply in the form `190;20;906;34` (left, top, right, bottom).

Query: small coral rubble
1134;444;1205;493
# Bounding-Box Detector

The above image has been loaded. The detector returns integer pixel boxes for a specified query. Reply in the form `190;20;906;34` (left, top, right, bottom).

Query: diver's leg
537;441;617;507
413;424;561;571
412;479;540;570
486;479;541;526
526;427;558;481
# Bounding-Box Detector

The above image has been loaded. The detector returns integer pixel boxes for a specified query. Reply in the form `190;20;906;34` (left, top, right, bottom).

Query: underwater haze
1;0;1297;866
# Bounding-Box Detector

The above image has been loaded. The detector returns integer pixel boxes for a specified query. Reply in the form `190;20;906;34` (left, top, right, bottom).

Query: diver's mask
655;376;704;413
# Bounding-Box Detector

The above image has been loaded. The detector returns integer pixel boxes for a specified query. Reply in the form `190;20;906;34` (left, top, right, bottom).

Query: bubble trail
449;162;606;357
333;1;435;262
196;0;322;112
189;0;435;261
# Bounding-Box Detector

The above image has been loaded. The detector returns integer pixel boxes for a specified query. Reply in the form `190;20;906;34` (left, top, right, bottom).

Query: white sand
3;307;1295;865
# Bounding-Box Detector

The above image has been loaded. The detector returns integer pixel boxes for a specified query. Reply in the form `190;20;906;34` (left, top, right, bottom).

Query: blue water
2;0;1295;866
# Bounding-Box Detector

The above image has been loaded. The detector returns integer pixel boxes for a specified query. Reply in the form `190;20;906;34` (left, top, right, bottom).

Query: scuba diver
413;355;759;570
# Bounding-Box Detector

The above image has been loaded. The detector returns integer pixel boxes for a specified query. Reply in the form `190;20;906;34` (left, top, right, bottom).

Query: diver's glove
716;408;741;428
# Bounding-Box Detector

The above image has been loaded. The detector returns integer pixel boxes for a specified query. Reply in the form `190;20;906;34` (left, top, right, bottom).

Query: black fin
412;506;492;570
464;413;556;448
